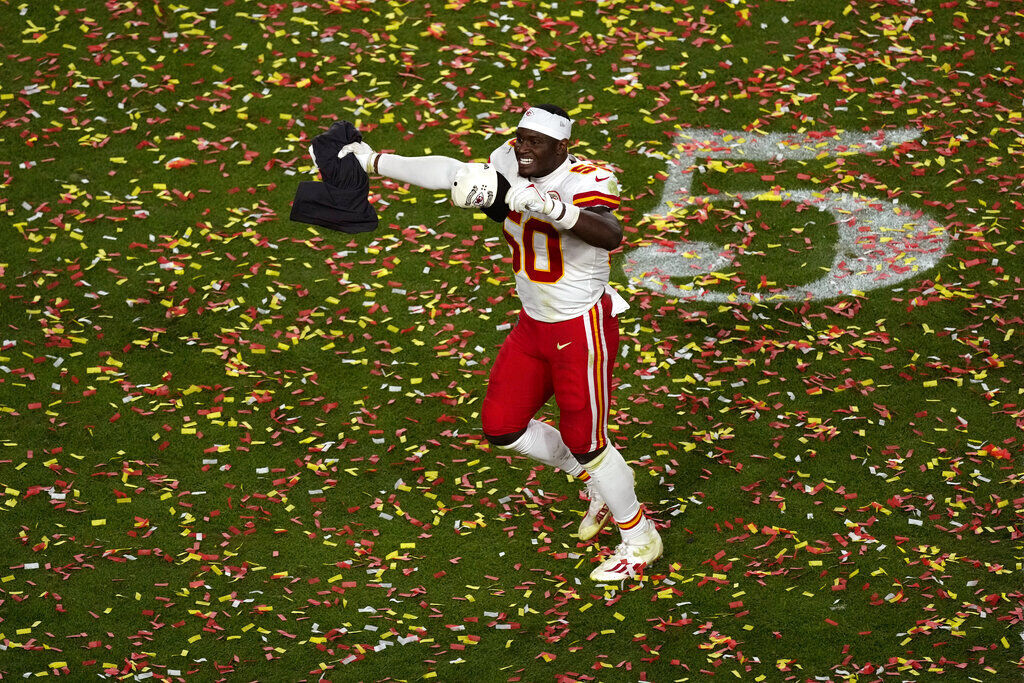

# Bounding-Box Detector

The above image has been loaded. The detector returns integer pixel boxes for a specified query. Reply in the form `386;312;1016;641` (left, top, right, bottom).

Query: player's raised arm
339;141;510;217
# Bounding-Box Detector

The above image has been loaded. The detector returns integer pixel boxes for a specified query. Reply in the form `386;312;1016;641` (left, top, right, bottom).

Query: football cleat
577;481;612;542
589;526;663;582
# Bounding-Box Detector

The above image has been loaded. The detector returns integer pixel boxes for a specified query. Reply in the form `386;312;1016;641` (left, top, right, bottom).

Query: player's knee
484;428;527;449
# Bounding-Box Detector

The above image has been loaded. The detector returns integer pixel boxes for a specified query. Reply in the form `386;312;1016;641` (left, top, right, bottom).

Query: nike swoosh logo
596;175;610;182
557;342;572;350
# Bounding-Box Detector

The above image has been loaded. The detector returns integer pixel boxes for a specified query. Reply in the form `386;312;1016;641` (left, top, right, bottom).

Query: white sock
582;445;652;543
501;419;584;477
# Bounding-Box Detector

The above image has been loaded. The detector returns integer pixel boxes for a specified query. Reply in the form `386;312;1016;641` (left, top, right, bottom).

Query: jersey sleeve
489;140;519;179
568;163;621;212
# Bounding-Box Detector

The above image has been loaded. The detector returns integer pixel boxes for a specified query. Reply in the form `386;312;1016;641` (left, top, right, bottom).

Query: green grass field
1;0;1022;680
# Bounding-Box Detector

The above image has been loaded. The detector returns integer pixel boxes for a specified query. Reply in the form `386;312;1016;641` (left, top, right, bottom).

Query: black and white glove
505;183;581;229
450;163;499;209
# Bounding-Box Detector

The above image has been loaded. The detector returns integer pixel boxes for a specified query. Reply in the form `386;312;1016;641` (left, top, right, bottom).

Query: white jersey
489;140;622;323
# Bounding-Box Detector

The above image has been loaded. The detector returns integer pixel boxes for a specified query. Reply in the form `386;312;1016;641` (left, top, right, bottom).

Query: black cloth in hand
290;121;378;234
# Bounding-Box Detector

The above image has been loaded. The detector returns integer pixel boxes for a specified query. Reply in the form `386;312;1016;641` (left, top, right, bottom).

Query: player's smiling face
514;128;567;178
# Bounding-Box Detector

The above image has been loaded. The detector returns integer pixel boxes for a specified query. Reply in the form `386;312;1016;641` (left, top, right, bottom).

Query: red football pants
482;293;619;455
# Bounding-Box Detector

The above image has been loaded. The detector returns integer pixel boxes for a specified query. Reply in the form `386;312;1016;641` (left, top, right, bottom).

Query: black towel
290;121;378;234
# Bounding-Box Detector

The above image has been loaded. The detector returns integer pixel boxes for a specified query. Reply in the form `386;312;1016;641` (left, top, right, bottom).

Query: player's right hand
339;141;375;172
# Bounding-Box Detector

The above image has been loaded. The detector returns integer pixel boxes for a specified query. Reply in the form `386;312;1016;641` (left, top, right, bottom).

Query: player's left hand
506;183;556;215
506;183;580;228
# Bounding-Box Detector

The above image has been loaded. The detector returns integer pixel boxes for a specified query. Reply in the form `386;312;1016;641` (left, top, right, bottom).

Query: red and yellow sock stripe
616;507;645;531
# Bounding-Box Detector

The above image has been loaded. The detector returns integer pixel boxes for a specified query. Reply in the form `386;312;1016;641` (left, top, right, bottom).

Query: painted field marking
624;128;950;302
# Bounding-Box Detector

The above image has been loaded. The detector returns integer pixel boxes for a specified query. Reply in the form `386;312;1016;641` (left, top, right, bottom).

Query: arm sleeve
375;154;463;190
376;152;511;223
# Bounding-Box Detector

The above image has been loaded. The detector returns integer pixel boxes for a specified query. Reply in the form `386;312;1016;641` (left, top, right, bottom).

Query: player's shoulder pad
489;141;519;179
568;160;615;176
566;160;621;210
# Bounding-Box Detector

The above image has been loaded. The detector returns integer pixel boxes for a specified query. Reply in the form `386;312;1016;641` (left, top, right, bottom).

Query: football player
339;104;662;581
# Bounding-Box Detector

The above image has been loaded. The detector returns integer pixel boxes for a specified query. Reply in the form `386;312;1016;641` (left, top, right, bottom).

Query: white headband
518;107;572;141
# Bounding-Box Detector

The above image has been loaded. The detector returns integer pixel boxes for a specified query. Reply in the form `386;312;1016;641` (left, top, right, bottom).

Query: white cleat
577;481;612;541
589;527;663;582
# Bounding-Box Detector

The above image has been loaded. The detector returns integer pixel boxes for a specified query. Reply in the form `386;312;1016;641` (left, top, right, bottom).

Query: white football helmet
450;163;499;209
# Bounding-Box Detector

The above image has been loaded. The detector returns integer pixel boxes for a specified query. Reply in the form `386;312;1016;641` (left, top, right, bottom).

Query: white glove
338;141;375;172
505;183;580;228
505;183;555;214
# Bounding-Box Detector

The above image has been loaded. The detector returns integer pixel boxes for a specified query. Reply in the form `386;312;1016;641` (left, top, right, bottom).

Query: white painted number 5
623;128;950;302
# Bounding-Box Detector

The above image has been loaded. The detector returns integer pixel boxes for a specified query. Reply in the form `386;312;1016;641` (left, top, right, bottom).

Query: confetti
0;1;1021;681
